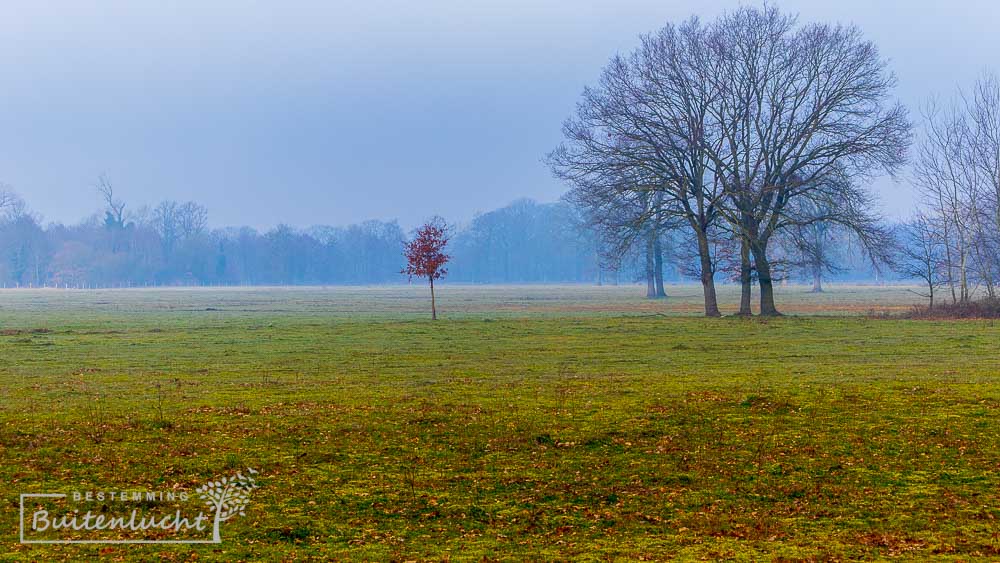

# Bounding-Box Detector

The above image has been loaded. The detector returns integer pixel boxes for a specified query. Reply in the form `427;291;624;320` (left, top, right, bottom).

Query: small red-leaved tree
403;218;450;320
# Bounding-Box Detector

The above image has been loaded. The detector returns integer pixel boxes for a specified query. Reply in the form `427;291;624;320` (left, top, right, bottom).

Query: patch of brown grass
0;327;51;336
903;297;1000;320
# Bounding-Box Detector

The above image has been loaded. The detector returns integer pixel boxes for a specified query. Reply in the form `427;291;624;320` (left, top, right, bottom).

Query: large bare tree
550;17;727;316
551;7;907;316
702;6;910;315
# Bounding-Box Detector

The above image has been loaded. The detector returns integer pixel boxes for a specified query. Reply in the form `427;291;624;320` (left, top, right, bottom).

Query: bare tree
551;8;907;316
896;213;947;308
967;73;1000;297
97;174;126;227
152;201;180;260
782;198;878;294
702;6;911;315
915;74;1000;302
97;174;128;253
0;184;19;216
563;168;674;299
152;200;209;263
550;17;726;316
915;100;974;303
178;201;209;239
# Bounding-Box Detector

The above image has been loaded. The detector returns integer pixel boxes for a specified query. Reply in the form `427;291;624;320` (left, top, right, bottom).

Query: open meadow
3;284;1000;560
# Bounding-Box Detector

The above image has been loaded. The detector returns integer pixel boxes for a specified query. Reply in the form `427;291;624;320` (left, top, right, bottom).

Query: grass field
3;284;999;561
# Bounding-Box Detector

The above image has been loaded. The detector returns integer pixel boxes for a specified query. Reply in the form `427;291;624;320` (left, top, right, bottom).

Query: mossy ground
1;285;998;560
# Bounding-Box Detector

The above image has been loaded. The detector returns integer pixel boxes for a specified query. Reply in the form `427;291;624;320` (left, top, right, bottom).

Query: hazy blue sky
2;1;998;229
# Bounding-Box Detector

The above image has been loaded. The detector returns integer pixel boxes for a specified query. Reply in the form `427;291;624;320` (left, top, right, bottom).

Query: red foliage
402;219;450;282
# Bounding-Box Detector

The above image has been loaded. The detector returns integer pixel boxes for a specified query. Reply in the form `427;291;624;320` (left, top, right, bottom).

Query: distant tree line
0;183;405;287
0;181;615;287
0;176;886;290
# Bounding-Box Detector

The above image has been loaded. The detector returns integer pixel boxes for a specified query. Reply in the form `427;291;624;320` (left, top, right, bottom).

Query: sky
1;0;998;230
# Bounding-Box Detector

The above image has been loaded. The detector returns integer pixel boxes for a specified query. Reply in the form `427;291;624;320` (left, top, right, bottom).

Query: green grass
2;285;999;560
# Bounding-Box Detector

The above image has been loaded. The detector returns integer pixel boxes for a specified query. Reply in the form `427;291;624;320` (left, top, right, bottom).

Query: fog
1;1;998;230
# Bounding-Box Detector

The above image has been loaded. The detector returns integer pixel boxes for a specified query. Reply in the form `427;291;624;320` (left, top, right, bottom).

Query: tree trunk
960;251;969;303
645;235;656;298
653;235;666;298
738;237;752;316
696;233;721;317
811;266;823;293
752;242;781;316
430;277;437;320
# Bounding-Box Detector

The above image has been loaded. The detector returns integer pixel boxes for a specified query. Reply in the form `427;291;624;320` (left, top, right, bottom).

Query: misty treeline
0;178;409;287
549;6;910;316
0;174;885;291
0;173;615;286
0;174;881;289
0;183;606;287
